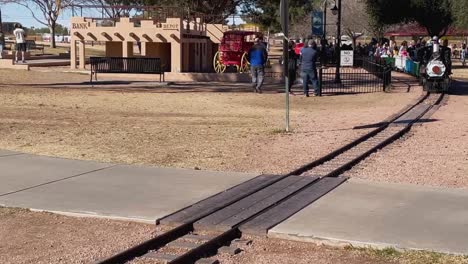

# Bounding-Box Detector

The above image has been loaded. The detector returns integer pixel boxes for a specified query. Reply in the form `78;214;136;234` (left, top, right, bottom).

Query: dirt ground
1;208;466;264
347;65;468;188
0;207;156;264
0;68;421;174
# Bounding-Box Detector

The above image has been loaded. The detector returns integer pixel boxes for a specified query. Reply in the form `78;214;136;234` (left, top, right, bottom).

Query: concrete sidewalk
270;178;468;255
2;150;468;255
0;150;257;222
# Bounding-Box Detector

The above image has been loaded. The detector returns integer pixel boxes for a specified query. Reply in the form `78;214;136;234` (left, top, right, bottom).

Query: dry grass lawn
0;69;421;174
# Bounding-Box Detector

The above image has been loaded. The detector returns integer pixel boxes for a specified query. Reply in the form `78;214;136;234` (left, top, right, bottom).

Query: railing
318;57;392;95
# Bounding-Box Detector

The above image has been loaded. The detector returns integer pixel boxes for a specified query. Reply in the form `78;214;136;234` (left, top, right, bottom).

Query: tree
29;24;69;35
341;0;371;47
364;0;453;37
86;0;134;18
1;0;74;48
451;0;468;29
137;0;243;23
411;0;453;37
241;0;319;33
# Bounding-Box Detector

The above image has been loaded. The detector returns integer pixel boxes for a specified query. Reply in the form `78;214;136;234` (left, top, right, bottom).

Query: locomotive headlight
426;60;446;77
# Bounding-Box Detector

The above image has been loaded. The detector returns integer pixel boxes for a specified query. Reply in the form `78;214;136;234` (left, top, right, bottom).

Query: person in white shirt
13;24;27;63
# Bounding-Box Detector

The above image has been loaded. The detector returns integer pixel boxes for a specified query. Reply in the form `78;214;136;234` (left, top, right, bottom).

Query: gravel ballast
347;74;468;188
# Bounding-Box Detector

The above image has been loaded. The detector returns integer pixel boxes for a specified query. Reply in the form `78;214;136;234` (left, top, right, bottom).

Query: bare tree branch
0;0;75;47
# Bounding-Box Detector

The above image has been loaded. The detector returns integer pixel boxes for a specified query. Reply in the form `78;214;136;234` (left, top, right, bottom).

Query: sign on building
340;50;354;66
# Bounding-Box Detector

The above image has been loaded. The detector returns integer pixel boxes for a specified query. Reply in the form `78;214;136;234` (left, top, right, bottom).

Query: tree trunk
49;22;56;48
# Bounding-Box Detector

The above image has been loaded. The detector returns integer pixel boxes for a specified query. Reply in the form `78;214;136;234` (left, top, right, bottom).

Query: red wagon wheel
239;52;250;73
213;51;226;73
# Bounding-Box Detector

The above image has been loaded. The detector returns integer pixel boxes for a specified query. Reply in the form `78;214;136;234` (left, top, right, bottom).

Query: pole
334;0;342;83
281;0;290;132
323;4;327;40
322;1;327;65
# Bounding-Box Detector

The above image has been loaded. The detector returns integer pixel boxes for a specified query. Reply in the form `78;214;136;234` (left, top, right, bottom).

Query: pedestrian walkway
2;150;468;255
270;178;468;255
0;150;256;222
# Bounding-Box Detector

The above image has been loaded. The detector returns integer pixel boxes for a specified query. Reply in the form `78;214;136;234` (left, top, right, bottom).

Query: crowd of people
248;38;321;97
247;35;467;96
355;37;467;65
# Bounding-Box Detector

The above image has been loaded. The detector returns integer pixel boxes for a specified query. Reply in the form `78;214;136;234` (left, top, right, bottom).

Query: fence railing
318;57;392;95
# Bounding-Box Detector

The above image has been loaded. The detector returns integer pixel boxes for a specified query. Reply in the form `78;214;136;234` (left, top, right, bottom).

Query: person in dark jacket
300;40;319;97
287;40;298;94
248;38;268;93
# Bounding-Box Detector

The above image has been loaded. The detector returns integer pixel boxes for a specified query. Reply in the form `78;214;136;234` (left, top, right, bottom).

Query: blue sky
1;3;99;29
1;3;241;29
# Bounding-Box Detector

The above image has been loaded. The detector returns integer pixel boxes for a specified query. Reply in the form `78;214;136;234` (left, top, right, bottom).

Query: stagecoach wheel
213;51;226;73
240;52;250;73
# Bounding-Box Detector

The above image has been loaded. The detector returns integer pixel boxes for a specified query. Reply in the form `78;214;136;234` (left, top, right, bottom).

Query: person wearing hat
13;24;27;63
300;40;319;97
247;37;268;93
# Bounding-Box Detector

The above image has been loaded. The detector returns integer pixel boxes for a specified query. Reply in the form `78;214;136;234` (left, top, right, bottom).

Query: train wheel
213;51;226;73
239;52;250;73
422;78;429;92
443;78;451;93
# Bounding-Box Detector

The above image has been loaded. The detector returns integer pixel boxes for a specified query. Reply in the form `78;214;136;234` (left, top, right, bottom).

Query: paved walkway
270;178;468;255
0;150;257;223
1;149;468;255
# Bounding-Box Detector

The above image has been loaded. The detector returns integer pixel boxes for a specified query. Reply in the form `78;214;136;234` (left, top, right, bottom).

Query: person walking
300;40;319;97
0;30;5;59
13;24;27;63
461;43;467;66
287;40;298;94
248;38;268;93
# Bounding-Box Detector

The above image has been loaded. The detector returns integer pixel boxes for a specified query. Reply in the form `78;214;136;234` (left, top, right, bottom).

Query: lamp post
331;0;341;83
280;0;290;132
321;0;328;65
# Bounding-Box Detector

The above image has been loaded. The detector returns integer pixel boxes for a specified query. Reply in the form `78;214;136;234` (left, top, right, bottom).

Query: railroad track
96;92;445;264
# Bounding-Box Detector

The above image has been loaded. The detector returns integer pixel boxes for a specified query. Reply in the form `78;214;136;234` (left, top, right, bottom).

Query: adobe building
70;16;227;72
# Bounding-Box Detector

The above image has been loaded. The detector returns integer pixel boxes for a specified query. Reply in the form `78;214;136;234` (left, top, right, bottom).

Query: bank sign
341;50;354;66
72;23;89;30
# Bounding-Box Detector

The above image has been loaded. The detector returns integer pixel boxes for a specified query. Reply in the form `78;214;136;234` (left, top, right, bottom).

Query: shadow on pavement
451;79;468;96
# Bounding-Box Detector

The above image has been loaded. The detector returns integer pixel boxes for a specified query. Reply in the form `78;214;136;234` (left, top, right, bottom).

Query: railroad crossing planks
240;177;347;235
157;174;285;227
194;176;319;231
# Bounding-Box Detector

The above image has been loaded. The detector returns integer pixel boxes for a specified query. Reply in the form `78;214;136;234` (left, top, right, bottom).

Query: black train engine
419;37;451;93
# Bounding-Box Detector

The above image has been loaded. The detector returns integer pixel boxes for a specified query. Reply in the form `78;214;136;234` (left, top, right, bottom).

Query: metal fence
318;57;392;95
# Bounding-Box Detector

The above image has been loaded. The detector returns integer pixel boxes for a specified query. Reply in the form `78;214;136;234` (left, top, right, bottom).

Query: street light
331;4;338;15
331;0;341;83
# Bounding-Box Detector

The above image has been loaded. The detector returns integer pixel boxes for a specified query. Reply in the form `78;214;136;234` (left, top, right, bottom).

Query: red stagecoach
213;31;262;73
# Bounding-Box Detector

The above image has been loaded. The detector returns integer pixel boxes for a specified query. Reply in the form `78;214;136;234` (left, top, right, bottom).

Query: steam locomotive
420;36;451;93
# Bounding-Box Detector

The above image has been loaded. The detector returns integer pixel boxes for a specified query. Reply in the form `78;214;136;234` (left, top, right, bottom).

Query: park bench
26;40;45;54
89;57;165;83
